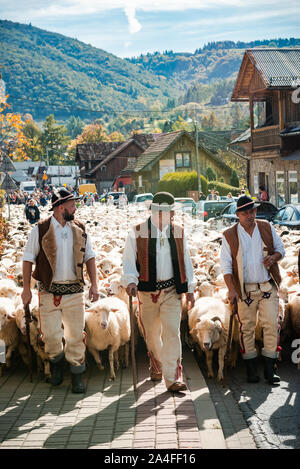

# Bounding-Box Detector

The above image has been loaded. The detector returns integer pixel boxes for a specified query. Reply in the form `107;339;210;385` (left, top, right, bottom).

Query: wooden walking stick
24;303;33;382
129;295;137;396
223;298;238;388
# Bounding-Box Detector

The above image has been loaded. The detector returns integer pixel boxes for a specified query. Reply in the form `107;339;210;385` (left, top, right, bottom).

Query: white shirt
220;222;285;283
22;216;96;282
121;220;196;293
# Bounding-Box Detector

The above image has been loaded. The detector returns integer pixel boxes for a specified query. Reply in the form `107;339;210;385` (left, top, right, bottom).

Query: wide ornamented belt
39;282;84;295
156;278;175;290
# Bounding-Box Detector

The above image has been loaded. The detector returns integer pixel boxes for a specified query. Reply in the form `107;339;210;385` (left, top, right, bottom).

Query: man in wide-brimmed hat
220;195;285;385
21;188;99;393
121;191;196;393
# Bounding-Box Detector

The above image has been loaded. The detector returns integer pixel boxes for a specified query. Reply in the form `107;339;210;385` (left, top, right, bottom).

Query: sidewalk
0;347;239;449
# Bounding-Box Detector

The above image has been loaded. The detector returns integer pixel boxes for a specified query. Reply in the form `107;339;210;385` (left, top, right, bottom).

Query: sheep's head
0;309;15;331
191;316;223;351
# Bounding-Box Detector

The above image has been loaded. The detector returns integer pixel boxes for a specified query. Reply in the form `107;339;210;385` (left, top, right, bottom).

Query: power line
7;94;239;117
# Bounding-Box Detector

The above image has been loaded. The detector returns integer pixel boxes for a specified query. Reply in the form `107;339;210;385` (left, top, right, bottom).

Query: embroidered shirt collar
51;215;70;230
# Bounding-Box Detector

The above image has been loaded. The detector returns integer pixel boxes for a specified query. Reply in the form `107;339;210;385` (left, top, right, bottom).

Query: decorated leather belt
39;282;84;295
156;278;175;290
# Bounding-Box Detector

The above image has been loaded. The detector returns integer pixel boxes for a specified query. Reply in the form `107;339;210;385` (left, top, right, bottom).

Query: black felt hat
235;195;260;213
50;188;80;211
151;192;175;212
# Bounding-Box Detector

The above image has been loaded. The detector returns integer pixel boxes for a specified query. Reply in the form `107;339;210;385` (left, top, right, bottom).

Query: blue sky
0;0;299;57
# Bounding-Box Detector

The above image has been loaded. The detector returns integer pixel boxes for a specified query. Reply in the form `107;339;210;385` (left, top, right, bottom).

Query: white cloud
124;5;142;34
1;0;295;18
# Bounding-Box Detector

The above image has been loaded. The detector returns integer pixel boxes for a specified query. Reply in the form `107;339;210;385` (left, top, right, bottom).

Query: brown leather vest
32;217;87;291
135;217;188;294
223;220;281;298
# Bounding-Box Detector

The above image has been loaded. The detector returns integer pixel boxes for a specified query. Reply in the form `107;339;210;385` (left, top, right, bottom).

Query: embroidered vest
32;217;87;291
135;217;188;294
223;220;281;299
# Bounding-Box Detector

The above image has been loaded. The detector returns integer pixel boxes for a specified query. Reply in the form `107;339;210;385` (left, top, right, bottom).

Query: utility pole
194;114;202;198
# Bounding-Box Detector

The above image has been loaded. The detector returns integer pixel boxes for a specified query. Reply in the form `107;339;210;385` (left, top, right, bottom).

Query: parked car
218;201;278;223
132;193;153;204
174;197;196;215
272;204;300;229
100;191;125;205
195;200;233;221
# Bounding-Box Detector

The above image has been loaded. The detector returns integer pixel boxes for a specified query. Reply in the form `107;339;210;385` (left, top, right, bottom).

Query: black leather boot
51;355;65;386
245;358;259;383
71;372;85;393
263;357;280;384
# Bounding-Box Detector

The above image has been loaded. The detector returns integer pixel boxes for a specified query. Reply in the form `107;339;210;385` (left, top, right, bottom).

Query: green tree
206;166;217;181
21;119;42;161
230;169;239;188
65;116;85;139
172;116;192;132
40;115;70;164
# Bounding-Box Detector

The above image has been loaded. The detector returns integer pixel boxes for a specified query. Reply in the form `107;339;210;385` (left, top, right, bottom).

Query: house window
175;152;191;169
101;165;107;172
288;171;298;204
276;171;285;207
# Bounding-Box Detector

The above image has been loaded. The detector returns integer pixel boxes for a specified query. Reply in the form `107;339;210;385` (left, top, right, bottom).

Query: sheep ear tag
0;339;6;363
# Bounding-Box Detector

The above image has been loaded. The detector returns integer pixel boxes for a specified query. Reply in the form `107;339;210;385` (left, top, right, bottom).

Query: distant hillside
0;20;177;120
1;20;299;124
127;38;300;86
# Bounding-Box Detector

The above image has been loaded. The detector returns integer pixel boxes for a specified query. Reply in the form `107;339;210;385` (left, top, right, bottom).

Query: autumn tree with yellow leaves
0;99;30;161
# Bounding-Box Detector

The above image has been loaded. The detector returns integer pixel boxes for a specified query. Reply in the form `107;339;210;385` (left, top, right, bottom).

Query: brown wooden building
231;48;300;206
132;130;232;194
75;134;155;194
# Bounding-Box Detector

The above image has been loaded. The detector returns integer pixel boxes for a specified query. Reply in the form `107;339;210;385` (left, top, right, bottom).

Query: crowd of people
202;185;269;202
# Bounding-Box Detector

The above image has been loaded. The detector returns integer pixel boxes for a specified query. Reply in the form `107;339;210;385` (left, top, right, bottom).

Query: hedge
157;171;244;198
158;171;208;197
207;181;242;196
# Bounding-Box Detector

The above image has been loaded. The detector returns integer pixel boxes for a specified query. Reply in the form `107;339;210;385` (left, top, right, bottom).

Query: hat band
236;200;255;211
151;203;175;212
52;194;74;207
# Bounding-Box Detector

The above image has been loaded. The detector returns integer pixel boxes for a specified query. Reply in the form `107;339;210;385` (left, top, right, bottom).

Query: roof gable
232;48;300;101
75;142;122;161
133;131;188;172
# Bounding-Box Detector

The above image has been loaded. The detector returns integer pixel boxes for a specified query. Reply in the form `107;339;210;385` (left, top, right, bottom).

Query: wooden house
231;48;300;206
131;130;232;194
75;134;155;194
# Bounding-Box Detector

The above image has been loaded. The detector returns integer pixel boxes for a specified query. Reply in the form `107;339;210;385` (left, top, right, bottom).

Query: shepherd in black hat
121;191;196;393
220;194;285;385
21;187;99;393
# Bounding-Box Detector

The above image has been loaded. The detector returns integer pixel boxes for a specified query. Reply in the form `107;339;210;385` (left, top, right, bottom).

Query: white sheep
0;278;20;299
14;294;52;381
0;297;20;375
85;296;130;380
188;297;233;382
284;286;300;369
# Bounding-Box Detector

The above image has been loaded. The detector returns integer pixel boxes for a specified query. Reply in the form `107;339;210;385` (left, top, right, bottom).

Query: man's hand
21;288;32;307
263;254;276;269
126;283;138;297
186;293;195;310
89;285;100;302
228;288;239;305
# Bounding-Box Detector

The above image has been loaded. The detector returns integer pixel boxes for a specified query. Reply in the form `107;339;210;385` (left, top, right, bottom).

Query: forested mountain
1;19;299;126
128;38;300;85
0;20;176;121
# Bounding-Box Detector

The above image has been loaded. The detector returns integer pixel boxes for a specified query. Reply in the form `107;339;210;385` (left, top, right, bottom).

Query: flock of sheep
0;202;299;385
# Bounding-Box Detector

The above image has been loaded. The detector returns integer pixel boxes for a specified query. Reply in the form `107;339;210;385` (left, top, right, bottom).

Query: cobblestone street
201;345;300;449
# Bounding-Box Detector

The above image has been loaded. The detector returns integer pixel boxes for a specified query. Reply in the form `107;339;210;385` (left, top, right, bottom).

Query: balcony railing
252;125;280;152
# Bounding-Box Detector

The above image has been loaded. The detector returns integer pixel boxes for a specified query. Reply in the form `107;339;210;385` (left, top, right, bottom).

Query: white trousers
138;287;183;388
38;291;86;372
237;283;280;360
